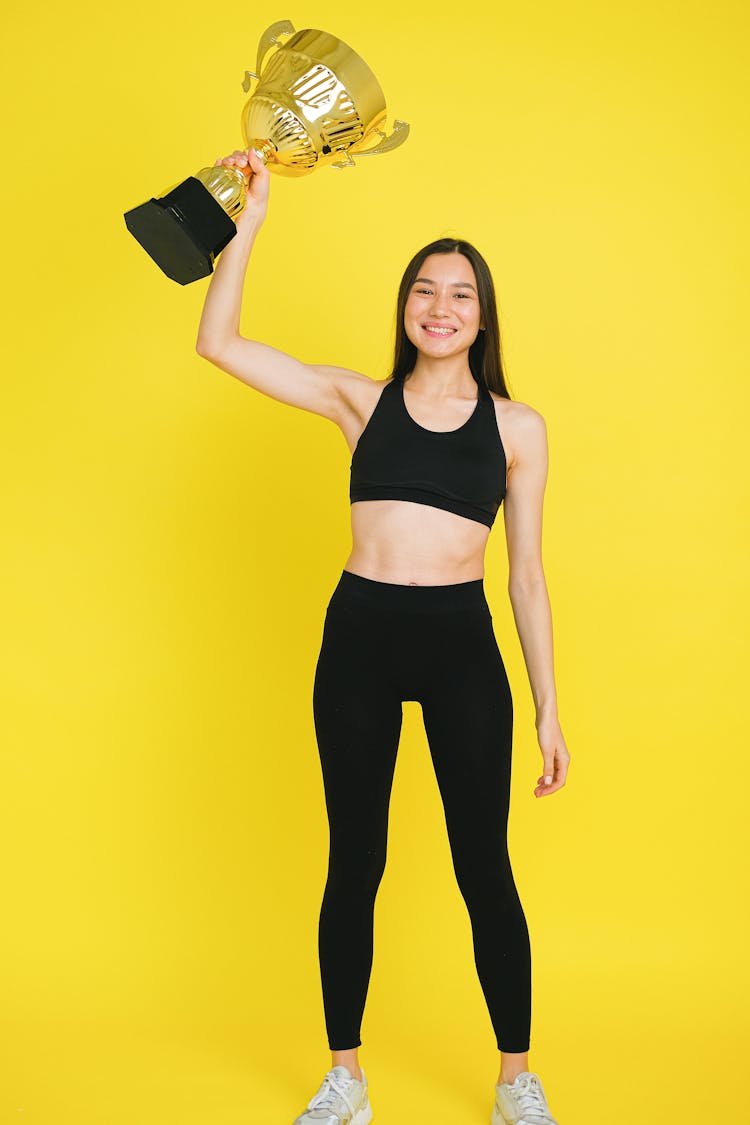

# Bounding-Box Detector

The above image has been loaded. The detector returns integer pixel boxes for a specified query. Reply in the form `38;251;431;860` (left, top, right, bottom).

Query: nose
429;291;451;317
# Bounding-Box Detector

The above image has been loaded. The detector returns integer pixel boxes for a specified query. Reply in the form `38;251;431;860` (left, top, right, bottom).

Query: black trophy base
124;177;237;285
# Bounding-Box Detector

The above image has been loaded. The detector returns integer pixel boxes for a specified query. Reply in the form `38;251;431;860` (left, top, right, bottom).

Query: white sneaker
492;1071;559;1124
292;1065;373;1125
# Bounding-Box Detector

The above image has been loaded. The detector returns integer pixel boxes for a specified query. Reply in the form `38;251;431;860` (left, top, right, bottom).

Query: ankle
498;1050;530;1088
331;1055;363;1082
498;1068;527;1087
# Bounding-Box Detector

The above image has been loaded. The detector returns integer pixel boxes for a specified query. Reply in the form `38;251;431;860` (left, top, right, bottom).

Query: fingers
533;775;555;797
538;752;555;791
214;149;268;171
222;149;250;166
246;149;270;185
534;754;570;798
212;150;250;179
212;149;270;200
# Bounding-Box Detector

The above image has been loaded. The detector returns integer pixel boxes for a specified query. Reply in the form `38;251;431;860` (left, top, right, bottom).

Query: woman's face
403;252;484;357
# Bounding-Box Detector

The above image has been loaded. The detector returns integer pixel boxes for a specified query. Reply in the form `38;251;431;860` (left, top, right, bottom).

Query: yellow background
1;1;748;1122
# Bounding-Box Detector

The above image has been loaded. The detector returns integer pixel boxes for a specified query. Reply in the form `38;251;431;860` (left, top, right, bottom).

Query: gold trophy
123;20;409;285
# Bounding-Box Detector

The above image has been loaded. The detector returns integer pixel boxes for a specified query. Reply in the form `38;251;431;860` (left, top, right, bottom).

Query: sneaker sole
492;1101;557;1125
294;1103;372;1125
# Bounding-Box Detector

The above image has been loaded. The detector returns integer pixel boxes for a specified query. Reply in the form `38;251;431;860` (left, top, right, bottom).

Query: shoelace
503;1073;553;1123
306;1070;360;1119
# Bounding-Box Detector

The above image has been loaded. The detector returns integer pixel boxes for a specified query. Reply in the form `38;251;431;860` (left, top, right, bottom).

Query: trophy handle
242;19;297;90
353;118;410;158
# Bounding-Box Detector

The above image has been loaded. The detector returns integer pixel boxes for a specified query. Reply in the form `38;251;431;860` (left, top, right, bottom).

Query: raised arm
195;148;363;425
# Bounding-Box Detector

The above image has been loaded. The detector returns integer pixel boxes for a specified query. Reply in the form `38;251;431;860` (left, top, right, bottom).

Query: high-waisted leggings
312;568;532;1053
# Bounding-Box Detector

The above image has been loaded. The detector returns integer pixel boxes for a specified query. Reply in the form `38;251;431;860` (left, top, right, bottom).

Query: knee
450;846;519;909
325;842;388;901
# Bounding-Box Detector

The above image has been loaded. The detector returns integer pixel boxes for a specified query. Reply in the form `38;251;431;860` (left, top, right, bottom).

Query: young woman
196;147;571;1125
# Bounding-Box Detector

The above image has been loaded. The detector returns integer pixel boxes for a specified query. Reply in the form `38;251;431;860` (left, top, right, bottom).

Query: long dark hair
388;238;513;399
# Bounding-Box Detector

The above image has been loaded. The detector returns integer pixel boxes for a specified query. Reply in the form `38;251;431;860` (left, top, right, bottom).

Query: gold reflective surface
194;165;248;219
198;20;409;214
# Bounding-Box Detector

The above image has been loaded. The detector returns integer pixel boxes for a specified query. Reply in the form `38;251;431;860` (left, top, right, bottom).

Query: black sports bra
349;377;507;528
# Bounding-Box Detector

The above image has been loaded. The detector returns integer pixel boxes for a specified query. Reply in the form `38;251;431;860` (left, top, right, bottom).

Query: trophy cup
123;20;409;285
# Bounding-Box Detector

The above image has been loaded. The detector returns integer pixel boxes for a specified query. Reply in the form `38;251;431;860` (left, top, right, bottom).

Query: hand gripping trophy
123;20;409;285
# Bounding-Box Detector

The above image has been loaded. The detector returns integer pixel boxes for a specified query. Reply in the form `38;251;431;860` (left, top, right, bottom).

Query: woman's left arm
502;404;571;798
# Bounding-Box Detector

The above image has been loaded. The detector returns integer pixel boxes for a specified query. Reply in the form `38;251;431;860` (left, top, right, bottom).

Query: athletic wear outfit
293;374;561;1122
310;374;532;1058
349;374;506;526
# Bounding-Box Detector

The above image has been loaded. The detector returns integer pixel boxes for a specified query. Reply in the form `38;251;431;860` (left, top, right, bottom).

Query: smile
422;325;457;336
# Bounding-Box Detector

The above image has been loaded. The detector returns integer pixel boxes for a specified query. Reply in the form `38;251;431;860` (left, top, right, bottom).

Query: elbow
196;337;224;362
196;332;240;362
508;568;546;600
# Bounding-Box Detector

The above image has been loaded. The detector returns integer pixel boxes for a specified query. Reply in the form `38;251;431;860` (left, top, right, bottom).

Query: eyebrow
414;276;477;293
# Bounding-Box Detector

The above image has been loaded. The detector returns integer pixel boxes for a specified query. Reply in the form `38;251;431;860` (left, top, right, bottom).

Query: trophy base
124;177;237;285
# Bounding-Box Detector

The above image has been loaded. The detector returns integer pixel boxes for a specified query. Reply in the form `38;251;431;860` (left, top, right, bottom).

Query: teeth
423;326;456;335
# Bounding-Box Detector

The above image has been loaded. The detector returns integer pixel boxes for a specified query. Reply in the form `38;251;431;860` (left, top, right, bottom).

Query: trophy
123;19;409;285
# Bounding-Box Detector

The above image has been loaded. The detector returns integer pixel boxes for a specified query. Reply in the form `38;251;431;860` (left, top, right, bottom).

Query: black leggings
312;569;532;1054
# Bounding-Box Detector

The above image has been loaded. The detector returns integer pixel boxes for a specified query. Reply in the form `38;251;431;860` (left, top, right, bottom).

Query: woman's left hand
534;713;570;797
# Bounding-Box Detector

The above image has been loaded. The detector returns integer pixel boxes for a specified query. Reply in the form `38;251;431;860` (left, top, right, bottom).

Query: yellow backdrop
1;1;747;1122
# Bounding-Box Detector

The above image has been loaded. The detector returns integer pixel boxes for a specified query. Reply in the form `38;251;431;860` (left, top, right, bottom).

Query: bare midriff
344;499;491;586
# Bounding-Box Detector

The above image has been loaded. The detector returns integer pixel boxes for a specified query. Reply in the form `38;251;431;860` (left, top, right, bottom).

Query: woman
196;147;570;1125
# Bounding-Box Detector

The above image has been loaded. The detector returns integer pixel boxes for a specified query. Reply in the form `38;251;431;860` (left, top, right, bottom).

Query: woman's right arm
195;148;366;426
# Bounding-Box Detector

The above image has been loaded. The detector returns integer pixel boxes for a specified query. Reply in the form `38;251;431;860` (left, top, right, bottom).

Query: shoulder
488;392;547;473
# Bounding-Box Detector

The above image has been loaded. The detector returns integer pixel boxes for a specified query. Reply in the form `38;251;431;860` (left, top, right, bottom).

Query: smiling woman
194;151;569;1125
390;239;508;401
